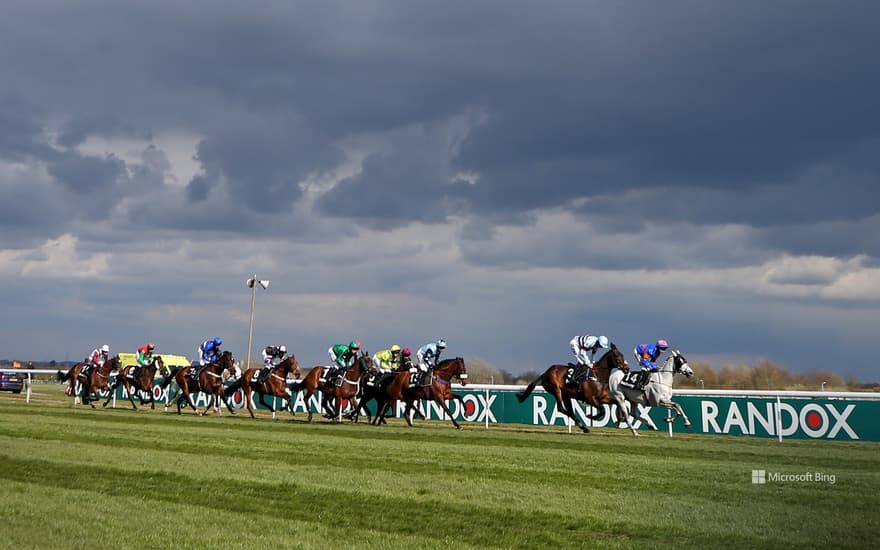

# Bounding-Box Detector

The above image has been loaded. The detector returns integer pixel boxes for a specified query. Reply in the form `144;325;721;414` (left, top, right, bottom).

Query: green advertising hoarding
113;381;880;441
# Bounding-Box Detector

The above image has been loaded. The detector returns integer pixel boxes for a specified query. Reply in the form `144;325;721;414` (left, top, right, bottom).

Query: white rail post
667;408;673;438
776;394;783;443
26;372;32;403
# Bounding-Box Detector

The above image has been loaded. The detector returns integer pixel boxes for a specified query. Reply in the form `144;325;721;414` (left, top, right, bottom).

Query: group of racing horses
56;343;694;435
57;350;472;429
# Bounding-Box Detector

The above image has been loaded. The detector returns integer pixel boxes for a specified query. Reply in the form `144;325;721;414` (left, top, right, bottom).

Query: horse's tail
516;376;542;403
57;369;69;383
288;380;304;393
159;367;179;389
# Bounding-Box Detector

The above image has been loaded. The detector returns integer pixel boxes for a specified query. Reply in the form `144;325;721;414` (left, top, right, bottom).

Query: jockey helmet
390;344;401;353
656;339;669;350
147;342;155;350
437;339;447;349
597;336;609;349
402;347;411;356
214;337;223;346
279;345;287;354
101;344;110;353
350;340;361;350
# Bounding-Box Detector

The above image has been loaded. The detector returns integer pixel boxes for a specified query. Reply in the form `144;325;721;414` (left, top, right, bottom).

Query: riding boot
639;370;652;389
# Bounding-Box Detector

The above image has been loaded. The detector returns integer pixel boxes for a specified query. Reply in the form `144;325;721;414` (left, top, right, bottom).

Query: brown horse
295;353;371;423
225;355;302;419
400;357;469;429
102;356;168;410
515;343;629;433
78;355;123;408
171;351;236;416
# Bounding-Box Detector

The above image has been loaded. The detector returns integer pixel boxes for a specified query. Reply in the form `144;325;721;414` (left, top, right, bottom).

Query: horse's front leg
102;379;118;408
435;397;462;430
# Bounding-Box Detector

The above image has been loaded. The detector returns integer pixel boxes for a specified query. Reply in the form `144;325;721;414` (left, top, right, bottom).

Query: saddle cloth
619;371;642;389
565;364;590;385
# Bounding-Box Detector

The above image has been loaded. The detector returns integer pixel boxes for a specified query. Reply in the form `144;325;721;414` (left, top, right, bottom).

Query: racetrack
1;386;878;549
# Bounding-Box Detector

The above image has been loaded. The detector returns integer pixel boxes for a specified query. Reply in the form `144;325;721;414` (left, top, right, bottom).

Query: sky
1;1;878;380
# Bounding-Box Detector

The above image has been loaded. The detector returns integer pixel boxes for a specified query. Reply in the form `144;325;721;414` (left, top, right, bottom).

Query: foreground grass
1;387;878;549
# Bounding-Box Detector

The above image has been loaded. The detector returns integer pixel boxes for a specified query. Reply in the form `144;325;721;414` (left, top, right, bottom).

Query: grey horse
608;349;694;436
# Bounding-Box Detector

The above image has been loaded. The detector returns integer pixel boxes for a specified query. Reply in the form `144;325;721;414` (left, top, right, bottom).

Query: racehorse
170;351;236;416
102;356;168;410
608;349;694;436
516;343;629;433
57;361;87;404
400;357;469;429
357;367;409;425
225;355;302;419
294;353;371;423
78;355;123;408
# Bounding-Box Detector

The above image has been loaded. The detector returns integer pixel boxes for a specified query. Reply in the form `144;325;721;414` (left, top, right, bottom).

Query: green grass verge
1;386;878;549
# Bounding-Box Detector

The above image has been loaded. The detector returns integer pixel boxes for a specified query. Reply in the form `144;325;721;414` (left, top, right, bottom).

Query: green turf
1;386;877;549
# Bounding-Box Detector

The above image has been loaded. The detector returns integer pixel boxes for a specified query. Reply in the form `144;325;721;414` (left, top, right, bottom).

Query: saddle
565;364;591;385
187;366;202;381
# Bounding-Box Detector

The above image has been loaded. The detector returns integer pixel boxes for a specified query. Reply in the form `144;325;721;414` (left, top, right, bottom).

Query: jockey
372;345;402;375
198;337;223;366
415;339;446;386
259;344;287;382
84;344;110;376
193;337;222;380
397;347;414;372
569;334;610;377
634;339;669;388
133;342;155;378
323;340;360;384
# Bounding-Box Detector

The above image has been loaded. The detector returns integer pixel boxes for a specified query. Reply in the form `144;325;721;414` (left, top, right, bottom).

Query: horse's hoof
684;422;692;429
581;427;590;433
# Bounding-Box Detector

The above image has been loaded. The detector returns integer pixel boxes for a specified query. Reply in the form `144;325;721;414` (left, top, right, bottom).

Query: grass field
1;385;878;549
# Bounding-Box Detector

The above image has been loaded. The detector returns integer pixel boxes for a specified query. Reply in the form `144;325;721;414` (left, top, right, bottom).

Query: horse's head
355;353;372;373
438;357;468;386
107;355;122;371
285;354;302;380
669;350;694;378
606;343;629;372
219;350;235;373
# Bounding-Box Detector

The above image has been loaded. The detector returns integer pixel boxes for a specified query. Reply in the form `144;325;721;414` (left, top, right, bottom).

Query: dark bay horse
516;343;629;433
225;355;302;419
78;356;123;408
400;357;468;429
102;356;167;410
357;367;409;425
294;354;371;423
170;351;236;416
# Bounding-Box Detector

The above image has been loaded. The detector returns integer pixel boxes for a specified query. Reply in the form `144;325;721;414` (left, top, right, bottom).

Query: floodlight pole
247;274;258;372
245;274;269;371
